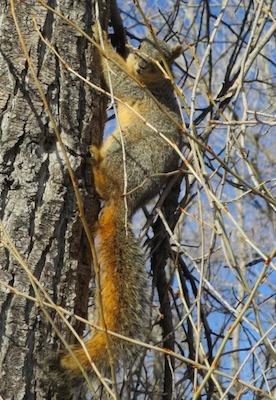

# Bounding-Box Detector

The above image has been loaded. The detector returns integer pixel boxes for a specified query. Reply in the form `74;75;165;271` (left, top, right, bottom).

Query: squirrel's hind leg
91;145;121;200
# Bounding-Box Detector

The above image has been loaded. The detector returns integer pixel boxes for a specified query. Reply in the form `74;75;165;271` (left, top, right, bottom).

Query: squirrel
47;24;184;396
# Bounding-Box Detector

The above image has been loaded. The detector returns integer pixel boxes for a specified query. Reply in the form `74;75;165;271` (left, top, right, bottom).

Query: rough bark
0;1;108;399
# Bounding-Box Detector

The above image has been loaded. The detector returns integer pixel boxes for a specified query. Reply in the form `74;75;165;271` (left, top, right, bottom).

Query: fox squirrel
48;24;183;395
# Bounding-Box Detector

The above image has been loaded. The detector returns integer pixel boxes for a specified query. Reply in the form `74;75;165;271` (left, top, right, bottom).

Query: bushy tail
48;199;149;391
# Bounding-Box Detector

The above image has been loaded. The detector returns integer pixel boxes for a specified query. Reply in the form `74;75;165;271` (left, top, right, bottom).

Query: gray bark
0;1;107;398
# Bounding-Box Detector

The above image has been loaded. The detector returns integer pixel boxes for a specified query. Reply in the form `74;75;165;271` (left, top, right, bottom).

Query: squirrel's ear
171;44;184;61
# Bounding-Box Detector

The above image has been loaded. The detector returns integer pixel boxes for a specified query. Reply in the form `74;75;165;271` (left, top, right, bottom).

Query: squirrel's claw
92;23;108;44
90;145;102;165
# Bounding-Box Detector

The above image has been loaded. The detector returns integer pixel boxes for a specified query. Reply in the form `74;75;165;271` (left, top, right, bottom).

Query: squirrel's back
96;33;184;213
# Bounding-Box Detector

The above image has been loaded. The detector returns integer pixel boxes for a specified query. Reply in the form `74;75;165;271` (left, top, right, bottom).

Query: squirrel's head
126;36;183;84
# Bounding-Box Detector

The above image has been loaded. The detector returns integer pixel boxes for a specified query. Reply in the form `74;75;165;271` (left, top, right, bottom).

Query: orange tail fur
48;200;149;392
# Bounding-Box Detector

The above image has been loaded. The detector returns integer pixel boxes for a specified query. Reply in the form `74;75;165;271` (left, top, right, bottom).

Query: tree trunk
0;1;108;398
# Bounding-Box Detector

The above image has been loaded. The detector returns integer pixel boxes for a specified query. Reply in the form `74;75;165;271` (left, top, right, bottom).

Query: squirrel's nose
136;62;147;75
